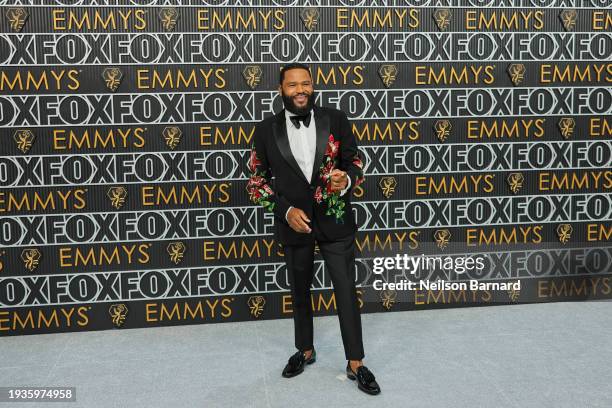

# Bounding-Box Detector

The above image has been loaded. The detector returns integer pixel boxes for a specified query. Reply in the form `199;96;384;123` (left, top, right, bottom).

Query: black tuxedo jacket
247;105;364;246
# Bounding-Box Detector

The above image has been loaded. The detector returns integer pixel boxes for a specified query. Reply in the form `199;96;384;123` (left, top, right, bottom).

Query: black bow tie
290;113;312;129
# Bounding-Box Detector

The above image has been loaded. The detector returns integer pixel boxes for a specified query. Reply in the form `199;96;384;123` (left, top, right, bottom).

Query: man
246;62;380;395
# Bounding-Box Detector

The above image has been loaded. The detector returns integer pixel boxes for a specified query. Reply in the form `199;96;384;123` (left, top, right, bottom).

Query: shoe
346;363;381;395
281;348;316;378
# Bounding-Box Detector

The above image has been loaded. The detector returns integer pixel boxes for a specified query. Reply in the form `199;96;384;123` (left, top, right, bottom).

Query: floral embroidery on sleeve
351;152;365;187
246;143;276;213
315;134;346;224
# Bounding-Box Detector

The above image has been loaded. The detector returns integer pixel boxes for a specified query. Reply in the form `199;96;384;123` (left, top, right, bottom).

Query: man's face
279;68;315;115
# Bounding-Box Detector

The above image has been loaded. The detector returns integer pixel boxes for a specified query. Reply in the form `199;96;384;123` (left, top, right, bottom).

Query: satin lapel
273;110;309;184
310;107;330;185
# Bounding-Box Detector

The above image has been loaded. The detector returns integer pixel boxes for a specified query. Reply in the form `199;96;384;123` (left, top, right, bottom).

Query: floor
1;301;610;408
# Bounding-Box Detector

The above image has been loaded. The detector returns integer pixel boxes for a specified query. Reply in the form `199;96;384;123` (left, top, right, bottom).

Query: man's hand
287;207;312;233
329;169;348;193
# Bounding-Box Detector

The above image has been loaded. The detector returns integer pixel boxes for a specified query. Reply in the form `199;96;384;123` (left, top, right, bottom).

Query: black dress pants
283;232;365;360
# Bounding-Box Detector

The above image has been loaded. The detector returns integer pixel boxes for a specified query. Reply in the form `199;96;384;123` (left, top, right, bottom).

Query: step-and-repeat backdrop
0;1;610;336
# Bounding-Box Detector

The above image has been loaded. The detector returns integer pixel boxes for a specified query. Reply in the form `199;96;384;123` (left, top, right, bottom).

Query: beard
281;90;316;115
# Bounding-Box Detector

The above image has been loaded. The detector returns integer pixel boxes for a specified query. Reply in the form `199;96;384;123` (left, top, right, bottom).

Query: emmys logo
380;290;397;310
13;130;35;153
507;64;526;86
506;173;525;194
556;224;573;244
300;8;320;31
159;7;179;31
434;229;451;250
162;126;182;149
378;64;398;88
21;249;41;272
102;68;123;92
6;8;28;32
433;9;451;31
167;242;186;265
247;296;265;318
378;176;397;199
559;10;577;31
242;65;263;90
557;117;575;139
507;284;521;302
434;120;452;142
109;304;128;328
107;187;128;209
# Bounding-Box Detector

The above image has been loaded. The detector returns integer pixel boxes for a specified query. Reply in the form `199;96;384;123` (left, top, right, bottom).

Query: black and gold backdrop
0;1;610;336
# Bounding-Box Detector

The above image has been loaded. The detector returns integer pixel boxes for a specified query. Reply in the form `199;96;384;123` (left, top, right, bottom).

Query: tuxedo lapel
273;110;309;184
310;106;330;185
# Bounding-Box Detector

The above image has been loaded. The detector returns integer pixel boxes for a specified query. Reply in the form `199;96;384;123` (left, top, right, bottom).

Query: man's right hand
287;207;312;233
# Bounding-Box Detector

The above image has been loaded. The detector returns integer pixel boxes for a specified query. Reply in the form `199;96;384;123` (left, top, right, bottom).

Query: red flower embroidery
325;134;340;159
247;148;261;173
248;175;265;187
314;133;346;223
262;184;274;195
314;186;323;203
320;160;335;182
248;188;262;203
352;154;365;187
246;143;276;213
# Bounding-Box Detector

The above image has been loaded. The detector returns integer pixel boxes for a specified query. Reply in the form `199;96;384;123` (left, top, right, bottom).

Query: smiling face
279;67;315;115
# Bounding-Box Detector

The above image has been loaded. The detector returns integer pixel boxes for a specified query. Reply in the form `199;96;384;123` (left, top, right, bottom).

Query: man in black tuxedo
246;63;380;395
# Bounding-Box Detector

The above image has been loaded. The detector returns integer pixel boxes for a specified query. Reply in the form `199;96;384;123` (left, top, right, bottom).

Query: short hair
279;63;312;84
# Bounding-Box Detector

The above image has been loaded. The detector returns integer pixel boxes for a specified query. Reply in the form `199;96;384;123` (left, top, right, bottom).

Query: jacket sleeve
246;124;293;221
338;112;365;192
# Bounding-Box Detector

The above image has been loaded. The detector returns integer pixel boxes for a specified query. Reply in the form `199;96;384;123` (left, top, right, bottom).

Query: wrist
285;206;293;222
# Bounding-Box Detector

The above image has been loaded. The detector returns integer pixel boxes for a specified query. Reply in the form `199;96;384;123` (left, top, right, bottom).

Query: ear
277;85;282;95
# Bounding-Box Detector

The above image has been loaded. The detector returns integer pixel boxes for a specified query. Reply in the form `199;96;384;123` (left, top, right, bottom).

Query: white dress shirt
285;109;317;183
284;109;351;220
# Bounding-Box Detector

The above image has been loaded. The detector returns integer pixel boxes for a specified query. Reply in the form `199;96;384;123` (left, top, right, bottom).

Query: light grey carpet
1;301;610;408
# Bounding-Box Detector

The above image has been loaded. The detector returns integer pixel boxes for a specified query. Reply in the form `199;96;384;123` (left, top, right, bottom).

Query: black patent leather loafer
346;364;381;395
281;348;316;378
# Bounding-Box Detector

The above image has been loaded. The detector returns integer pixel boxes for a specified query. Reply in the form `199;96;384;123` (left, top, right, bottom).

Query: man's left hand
330;169;348;192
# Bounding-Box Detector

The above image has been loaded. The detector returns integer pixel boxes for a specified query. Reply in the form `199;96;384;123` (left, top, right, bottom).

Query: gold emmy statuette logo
167;242;186;265
379;176;397;199
380;290;397;310
13;130;35;153
378;64;398;88
434;120;452;142
557;117;575;139
559;10;577;31
162;126;182;149
109;304;128;328
433;9;451;31
21;249;41;272
6;8;28;32
508;285;520;302
107;186;127;209
300;8;320;31
102;68;123;92
247;296;265;318
434;229;451;250
506;172;524;194
507;64;526;86
159;7;179;31
242;65;263;90
556;224;572;244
